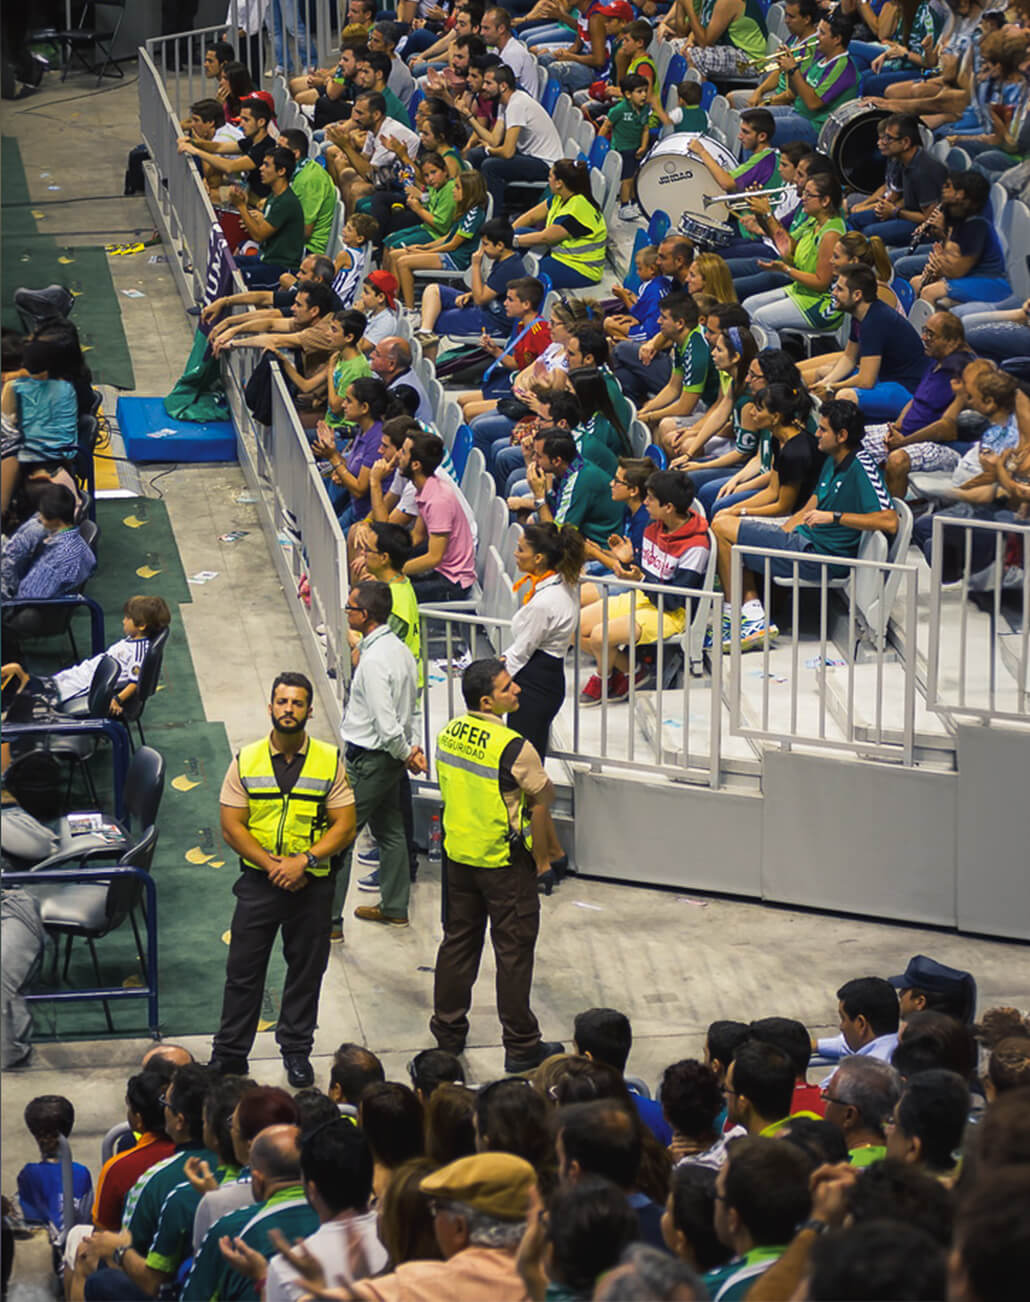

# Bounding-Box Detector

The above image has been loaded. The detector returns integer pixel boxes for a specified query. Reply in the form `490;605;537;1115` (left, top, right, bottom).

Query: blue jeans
239;259;291;288
613;339;672;404
764;108;820;148
733;269;791;299
470;411;515;462
848;41;883;73
973;149;1021;181
861;69;918;98
538;253;602;290
537;55;597;93
964;321;1030;363
477;153;551;214
496;444;528;495
436;285;507;337
849;206;917;246
892;251;930;280
272;0;315;70
521;22;576;43
737;519;840;581
706;486;761;517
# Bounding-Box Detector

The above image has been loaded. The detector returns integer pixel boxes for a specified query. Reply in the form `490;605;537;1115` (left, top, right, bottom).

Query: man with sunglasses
847;112;947;246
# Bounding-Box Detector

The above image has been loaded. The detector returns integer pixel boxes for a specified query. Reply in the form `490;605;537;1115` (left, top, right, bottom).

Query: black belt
345;742;369;762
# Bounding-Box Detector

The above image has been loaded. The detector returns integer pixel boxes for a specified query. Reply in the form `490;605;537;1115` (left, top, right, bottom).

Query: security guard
210;672;355;1087
430;658;564;1074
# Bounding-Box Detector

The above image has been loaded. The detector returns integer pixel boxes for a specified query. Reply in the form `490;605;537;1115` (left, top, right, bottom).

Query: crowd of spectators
5;973;1030;1301
183;0;1027;667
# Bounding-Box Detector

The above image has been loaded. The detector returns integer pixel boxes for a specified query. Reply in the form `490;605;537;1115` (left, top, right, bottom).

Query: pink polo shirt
415;474;476;589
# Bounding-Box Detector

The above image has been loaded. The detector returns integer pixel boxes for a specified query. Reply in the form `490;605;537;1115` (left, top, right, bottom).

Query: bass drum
636;133;740;222
818;103;889;194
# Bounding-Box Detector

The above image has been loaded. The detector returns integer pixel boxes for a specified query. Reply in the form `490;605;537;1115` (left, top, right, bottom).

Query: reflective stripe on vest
236;737;339;872
435;713;529;868
547;192;607;281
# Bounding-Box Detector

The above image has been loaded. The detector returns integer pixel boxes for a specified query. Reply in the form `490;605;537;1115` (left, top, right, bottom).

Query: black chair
38;2;129;85
120;626;169;748
35;654;121;808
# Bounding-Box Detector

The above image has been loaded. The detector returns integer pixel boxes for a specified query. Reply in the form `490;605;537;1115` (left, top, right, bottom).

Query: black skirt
507;649;566;761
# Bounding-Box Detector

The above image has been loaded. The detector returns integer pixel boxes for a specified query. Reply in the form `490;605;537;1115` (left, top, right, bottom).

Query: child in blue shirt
17;1095;93;1233
604;246;671;343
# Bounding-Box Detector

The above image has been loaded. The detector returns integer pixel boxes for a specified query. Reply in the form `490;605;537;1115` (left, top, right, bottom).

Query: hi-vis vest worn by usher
236;738;338;873
435;713;531;867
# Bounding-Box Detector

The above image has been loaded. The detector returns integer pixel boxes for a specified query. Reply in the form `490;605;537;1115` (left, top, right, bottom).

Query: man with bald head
141;1043;193;1071
368;336;433;424
183;1125;317;1300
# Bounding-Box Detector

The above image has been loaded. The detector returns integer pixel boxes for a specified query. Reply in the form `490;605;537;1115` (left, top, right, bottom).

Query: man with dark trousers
210;672;355;1088
431;658;564;1073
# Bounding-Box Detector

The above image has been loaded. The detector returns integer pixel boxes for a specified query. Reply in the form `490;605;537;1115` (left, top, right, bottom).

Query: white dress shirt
504;574;577;679
342;625;418;761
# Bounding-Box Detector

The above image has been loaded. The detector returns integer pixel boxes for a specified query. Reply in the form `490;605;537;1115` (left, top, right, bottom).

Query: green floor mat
22;501;290;1041
1;137;135;390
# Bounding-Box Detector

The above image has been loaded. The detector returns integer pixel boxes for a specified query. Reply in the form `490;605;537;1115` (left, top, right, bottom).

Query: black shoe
14;284;74;327
185;304;202;316
283;1053;314;1088
537;870;555;895
208;1055;250;1076
504;1039;564;1074
551;854;572;881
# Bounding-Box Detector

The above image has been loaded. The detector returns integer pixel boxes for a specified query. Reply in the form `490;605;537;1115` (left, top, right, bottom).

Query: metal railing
926;515;1030;723
728;544;921;765
416;571;725;790
146;1;336;121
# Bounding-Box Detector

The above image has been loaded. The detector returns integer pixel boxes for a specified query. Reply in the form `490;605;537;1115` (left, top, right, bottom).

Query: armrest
29;840;128;875
1;594;106;656
3;720;129;820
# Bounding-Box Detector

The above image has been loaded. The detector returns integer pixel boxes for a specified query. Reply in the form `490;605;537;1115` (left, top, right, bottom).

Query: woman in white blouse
503;522;585;763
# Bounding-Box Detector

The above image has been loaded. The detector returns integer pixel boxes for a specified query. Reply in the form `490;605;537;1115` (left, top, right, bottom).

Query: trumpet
746;34;820;73
703;185;794;211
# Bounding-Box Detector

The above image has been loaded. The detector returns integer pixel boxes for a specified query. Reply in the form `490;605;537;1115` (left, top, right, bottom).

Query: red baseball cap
598;1;634;21
366;269;398;309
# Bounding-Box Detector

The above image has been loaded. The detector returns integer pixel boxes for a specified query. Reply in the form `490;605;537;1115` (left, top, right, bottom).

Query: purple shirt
345;419;383;516
901;348;976;438
414;474;476;588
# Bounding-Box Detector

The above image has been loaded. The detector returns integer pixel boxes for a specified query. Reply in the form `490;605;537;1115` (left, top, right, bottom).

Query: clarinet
907;204;941;255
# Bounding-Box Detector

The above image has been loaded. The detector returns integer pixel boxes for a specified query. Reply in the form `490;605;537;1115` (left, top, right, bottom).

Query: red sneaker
608;669;630;701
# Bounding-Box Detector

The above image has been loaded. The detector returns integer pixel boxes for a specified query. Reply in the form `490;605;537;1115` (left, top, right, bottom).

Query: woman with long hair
668;326;761;489
568;364;630;461
512;160;608;290
685;252;738;305
505;522;585;762
385;172;490;310
311;375;390;526
743;171;846;339
218;62;257;122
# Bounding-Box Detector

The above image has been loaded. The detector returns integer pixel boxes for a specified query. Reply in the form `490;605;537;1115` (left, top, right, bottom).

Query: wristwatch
305;851;319;871
112;1246;129;1268
533;496;545;508
833;511;843;525
797;1218;830;1236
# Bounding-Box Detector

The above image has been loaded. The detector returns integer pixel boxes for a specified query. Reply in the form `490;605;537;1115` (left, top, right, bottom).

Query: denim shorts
737;519;829;583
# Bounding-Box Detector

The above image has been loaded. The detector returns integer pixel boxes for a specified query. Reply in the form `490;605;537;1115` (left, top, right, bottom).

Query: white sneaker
618;202;642;221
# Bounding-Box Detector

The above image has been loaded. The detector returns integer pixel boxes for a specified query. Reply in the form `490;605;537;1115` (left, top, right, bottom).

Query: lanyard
484;315;545;380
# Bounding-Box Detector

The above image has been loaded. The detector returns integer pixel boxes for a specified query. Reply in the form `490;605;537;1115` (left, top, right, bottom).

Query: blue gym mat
117;396;237;463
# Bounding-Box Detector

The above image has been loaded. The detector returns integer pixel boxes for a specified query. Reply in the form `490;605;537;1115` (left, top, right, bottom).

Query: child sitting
382;153;459;254
356;271;402;351
332;213;380;309
599;73;653;221
416;218;528;348
385;171;490;311
3;594;171;717
1;335;80;516
604;245;670;341
17;1095;93;1234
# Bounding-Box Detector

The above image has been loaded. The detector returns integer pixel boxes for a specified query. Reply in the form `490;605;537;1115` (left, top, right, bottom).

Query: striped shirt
798;450;893;556
795;54;859;127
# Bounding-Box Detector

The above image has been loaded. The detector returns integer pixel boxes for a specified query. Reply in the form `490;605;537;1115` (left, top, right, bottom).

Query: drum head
819;105;889;195
636;133;739;220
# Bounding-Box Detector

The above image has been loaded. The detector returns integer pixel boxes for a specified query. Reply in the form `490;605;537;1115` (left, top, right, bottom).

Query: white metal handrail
729;543;921;764
926;515;1030;723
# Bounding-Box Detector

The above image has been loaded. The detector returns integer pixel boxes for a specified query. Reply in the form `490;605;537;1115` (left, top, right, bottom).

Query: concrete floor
3;63;1030;1292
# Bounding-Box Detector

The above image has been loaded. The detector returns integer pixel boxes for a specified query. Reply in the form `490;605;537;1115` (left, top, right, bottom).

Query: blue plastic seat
451;424;473;480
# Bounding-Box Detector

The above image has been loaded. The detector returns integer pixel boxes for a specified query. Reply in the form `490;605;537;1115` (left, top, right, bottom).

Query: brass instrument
746;34;820;74
702;185;794;212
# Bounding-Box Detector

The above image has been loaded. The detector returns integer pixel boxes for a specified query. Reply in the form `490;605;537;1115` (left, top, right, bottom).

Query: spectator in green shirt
518;428;626;547
381;153;457;252
599;74;653;220
229;146;307;289
279;129;338;256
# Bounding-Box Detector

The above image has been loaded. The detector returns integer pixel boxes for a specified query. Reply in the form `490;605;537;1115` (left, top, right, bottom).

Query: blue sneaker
357;845;380;868
704;609;731;652
357;869;380;892
724;612;779;653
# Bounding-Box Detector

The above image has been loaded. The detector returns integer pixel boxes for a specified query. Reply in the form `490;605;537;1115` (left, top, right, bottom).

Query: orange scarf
513;570;556;606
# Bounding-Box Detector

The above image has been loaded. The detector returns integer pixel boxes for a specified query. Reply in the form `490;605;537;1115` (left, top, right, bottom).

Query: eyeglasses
345;603;365;613
721;1085;738;1097
921;328;939;339
820;1088;845;1104
879;132;903;142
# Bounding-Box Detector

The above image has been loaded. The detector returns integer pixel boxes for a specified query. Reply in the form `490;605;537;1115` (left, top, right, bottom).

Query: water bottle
428;814;442;863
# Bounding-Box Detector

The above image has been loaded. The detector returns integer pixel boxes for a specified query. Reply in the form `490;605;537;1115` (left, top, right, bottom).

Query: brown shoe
354;904;409;927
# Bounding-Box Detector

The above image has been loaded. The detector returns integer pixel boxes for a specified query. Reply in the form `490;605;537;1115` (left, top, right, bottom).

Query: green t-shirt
849;1144;887;1167
424;179;458;238
145;1164;240;1276
181;1203;253;1300
607;97;651;152
673;327;718;405
674;106;710;134
383;86;412;128
124;1145;217;1256
326;352;373;428
548;456;625;545
218;1187;319;1300
576;413;623;477
290;158;337;255
796;450;892;556
704;1246;786;1302
260;186;306;270
446;204;487;270
785;215;847;326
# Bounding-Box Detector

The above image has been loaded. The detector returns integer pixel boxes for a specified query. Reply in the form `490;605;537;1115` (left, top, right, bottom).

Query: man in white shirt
339;581;426;930
481;6;537;94
263;1119;387;1301
324;91;419;215
460;64;563;214
816;976;901;1064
